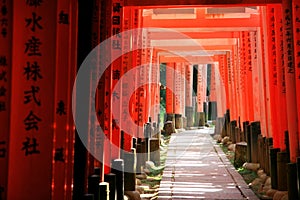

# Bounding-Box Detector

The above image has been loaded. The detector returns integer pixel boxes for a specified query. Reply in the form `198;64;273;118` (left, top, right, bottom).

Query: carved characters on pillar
22;1;44;155
0;0;10;198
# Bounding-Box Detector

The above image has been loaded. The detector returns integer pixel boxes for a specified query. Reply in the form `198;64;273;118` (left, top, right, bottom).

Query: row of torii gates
1;0;300;199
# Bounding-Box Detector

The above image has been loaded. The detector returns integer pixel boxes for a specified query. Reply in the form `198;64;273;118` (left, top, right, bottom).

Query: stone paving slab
158;128;259;200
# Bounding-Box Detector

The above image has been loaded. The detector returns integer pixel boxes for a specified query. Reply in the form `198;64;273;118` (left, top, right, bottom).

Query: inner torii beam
159;55;222;63
148;31;239;40
125;0;282;7
143;8;260;28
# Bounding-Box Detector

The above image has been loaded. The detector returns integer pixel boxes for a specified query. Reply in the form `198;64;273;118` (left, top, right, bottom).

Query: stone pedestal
144;123;152;139
163;121;175;136
208;101;217;120
197;112;205;126
123;152;136;191
297;157;300;199
99;182;109;200
175;114;183;129
265;138;273;176
125;191;141;200
230;120;237;143
287;163;298;200
223;109;230;137
88;175;100;200
235;127;241;143
136;143;143;174
104;173;116;200
149;138;160;165
234;142;247;167
242;121;249;142
270;148;280;189
277;151;289;191
182;116;187;129
203;102;208;123
246;124;252;162
215;117;224;135
250;121;261;163
166;113;175;125
111;159;124;200
83;194;94;200
185;106;194;127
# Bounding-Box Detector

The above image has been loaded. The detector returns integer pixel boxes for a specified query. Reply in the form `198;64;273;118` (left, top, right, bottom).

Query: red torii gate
2;0;300;199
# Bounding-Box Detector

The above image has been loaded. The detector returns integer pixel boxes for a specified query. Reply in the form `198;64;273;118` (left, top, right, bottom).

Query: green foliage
160;63;166;126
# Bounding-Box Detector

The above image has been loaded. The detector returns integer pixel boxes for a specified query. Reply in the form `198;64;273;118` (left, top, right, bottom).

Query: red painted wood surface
197;64;206;113
185;64;193;107
0;0;11;198
250;31;261;123
174;62;182;114
274;5;288;151
292;0;300;154
166;63;175;114
52;0;76;199
257;12;268;137
121;6;134;152
282;0;299;162
103;0;112;174
8;1;57;199
266;5;280;147
242;32;254;122
111;0;124;160
125;0;282;7
143;8;260;28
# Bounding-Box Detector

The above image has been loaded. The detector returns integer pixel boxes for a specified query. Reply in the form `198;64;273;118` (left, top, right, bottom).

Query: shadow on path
158;128;259;200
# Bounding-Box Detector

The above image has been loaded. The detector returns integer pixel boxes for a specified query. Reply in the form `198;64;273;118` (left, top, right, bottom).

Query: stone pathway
158;128;259;200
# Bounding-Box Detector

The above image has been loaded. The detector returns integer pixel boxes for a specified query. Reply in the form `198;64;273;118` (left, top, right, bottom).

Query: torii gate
3;0;300;200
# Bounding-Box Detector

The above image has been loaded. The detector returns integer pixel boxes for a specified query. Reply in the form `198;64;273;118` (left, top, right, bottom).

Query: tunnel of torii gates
1;0;300;199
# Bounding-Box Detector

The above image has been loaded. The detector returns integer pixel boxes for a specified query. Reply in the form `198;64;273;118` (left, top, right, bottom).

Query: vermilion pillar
52;0;77;199
130;8;140;138
245;32;254;122
110;0;124;160
8;1;57;199
174;62;183;128
197;64;204;113
216;55;227;117
141;28;150;124
232;44;240;122
103;0;112;174
209;63;217;121
226;51;236;120
197;64;207;126
0;0;11;199
174;62;182;115
166;62;174;112
292;0;300;154
214;62;223;118
257;26;268;137
150;52;159;126
181;63;186;120
261;6;273;138
121;6;134;152
238;32;247;125
185;64;194;127
210;63;216;103
151;49;160;124
282;0;299;163
275;5;288;151
136;9;146;137
66;0;78;194
95;0;106;180
250;31;261;123
266;5;280;148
